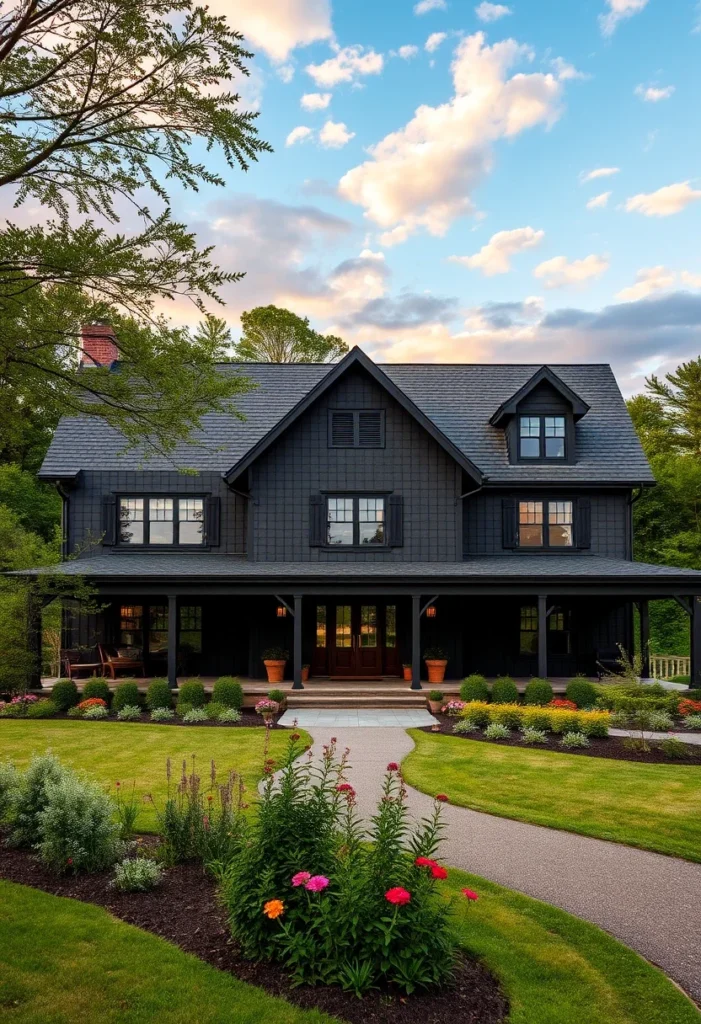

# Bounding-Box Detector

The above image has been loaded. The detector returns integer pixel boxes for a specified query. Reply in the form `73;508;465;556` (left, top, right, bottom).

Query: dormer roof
489;365;590;427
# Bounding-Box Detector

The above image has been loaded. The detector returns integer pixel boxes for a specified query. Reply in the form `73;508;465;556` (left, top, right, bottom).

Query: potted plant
424;647;448;684
261;647;289;684
427;690;444;713
302;664;310;682
402;663;412;682
255;698;279;723
268;688;287;710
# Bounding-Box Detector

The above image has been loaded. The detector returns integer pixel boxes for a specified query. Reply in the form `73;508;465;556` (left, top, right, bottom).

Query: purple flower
305;875;330;893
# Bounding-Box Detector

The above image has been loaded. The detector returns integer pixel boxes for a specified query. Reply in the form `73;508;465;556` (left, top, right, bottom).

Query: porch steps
286;693;430;709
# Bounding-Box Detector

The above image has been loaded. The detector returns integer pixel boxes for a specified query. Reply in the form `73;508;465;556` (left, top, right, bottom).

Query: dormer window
519;416;566;460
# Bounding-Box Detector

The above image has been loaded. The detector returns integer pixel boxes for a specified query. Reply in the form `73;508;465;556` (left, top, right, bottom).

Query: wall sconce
426;605;437;618
276;605;287;618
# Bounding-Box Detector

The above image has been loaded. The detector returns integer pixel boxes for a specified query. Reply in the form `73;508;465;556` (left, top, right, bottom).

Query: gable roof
38;358;655;485
489;365;590;426
223;346;483;484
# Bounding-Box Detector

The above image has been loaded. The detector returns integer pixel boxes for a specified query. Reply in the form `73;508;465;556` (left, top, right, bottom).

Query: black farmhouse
29;331;701;689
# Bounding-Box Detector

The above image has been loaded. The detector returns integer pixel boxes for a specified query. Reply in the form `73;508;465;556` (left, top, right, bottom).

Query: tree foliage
235;305;348;364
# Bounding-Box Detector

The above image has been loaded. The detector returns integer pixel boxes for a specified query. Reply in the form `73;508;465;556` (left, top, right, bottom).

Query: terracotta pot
301;666;310;682
264;659;286;683
425;659;447;684
402;666;412;682
428;699;443;713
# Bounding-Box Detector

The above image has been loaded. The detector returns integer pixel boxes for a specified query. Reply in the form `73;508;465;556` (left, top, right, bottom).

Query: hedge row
459;701;610;737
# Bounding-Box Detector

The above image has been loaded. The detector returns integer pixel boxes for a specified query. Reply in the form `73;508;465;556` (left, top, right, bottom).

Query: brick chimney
80;322;119;366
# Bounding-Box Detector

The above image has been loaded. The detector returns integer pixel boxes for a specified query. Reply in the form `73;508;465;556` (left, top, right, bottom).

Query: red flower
549;698;578;710
436;793;449;803
385;887;411;906
462;888;479;901
115;781;120;788
387;762;399;772
331;737;337;743
67;858;73;866
415;856;437;868
430;864;448;880
207;794;213;802
336;783;354;793
291;732;301;741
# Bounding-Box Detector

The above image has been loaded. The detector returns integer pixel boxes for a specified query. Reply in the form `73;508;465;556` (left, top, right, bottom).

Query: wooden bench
98;644;145;679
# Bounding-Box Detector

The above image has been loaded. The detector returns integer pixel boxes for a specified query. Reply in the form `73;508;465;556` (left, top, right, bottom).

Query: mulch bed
424;717;701;764
0;839;507;1024
3;711;281;728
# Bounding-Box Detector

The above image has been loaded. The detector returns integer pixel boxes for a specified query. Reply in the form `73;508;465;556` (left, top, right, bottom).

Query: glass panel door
359;605;378;647
335;605;352;648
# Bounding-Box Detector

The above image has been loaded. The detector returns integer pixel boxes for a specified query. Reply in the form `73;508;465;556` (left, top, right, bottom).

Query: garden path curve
304;726;701;1004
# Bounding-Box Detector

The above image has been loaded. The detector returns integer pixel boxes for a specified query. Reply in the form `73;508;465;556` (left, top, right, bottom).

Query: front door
329;603;383;677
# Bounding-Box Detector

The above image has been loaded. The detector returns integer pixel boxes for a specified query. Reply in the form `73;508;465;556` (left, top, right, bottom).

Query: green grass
403;731;701;861
2;875;698;1024
0;721;306;832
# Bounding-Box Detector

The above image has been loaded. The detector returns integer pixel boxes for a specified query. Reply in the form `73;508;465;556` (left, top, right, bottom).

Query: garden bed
0;836;507;1024
0;710;281;728
424;717;701;764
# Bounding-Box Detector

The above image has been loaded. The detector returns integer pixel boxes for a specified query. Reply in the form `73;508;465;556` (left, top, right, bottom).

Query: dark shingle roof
17;553;701;581
38;357;654;485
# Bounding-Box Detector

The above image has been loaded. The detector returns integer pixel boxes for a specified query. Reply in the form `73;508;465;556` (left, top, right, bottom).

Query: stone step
287;695;429;709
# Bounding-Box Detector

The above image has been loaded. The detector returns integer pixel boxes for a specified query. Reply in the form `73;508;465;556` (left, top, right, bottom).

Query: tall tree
645;358;701;457
235;305;348;363
0;0;271;456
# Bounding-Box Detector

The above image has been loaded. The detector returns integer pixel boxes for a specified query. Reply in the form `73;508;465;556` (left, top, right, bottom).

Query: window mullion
354;496;359;546
543;499;549;548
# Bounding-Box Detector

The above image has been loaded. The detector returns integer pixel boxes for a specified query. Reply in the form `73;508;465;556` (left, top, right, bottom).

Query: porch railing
650;654;691;680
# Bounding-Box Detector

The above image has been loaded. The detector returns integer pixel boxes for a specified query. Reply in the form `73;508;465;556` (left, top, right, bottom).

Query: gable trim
223;347;484;484
490;366;590;426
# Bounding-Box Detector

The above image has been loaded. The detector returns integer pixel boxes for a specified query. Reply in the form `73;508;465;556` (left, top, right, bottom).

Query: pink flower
291;871;311;887
385;887;411;905
305;875;330;893
462;888;479;901
387;762;399;772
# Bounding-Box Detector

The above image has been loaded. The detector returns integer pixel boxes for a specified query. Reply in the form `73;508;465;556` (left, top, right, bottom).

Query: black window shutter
502;498;517;549
575;497;591;549
387;494;403;547
205;496;221;546
102;495;117;546
330;411;355;447
358;411;383;447
309;494;325;546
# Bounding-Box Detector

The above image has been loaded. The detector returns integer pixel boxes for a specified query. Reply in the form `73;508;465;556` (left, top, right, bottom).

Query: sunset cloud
533;254;609;288
616;266;675;302
216;0;332;62
625;181;701;216
586;191;611;209
450;227;544;276
306;44;383;87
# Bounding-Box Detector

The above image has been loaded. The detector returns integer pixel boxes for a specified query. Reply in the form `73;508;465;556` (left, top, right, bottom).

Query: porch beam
292;594;303;689
411;594;422;690
167;594;177;689
692;597;701;689
537;594;548;679
674;595;692;616
639;599;650;678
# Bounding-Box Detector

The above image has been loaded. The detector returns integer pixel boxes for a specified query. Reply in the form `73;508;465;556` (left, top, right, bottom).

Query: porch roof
16;552;701;585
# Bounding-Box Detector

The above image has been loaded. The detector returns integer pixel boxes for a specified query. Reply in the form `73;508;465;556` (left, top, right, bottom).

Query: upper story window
119;496;205;546
327;495;385;546
518;499;573;548
519;416;566;459
329;410;385;448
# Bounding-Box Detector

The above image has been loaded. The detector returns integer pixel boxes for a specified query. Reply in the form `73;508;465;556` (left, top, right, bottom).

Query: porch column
537;594;548;679
639;599;650;678
292;594;303;690
692;596;701;689
27;588;42;691
167;594;177;689
411;594;422;690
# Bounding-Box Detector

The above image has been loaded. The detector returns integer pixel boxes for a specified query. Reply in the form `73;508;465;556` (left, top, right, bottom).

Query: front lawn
403;731;701;862
0;721;304;832
2;873;699;1024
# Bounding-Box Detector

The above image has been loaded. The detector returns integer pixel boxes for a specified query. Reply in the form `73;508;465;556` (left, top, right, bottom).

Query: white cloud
301;92;332;110
306;44;384;87
339;33;565;245
599;0;649;37
414;0;446;13
286;125;314;146
681;270;701;288
635;83;675;102
586;191;611;209
213;0;332;62
616;266;676;302
533;254;609;289
475;3;513;22
277;64;295;84
450;227;544;276
397;45;419;59
580;166;620;182
625;181;701;217
551;57;588;81
319;119;355;148
425;31;447;52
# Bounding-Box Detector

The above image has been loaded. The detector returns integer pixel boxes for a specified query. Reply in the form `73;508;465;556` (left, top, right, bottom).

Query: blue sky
171;0;701;393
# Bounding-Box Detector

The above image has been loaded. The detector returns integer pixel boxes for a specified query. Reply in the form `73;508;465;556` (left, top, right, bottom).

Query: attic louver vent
358;411;382;447
329;410;385;448
331;411;355;447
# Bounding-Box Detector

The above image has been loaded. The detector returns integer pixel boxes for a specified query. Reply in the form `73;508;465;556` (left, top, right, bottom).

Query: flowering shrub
459;700;492;727
0;694;39;717
113;857;162;892
488;703;522;729
679;698;701;716
440;700;466;716
576;711;610;738
78;698;107;710
222;739;462;996
548;698;578;710
547;709;581;734
255;699;279;716
520;707;551;731
459;701;609;737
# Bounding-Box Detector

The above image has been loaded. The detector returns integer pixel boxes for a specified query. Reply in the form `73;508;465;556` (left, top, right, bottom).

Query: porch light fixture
426;605;437;618
276;605;287;618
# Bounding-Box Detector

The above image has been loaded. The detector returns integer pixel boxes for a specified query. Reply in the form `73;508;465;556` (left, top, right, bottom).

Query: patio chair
98;644;145;679
595;647;621;680
62;648;102;680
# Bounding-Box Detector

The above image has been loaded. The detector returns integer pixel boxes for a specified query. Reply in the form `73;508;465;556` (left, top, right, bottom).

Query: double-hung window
118;496;205;546
327;495;385;546
519;416;566;459
518;500;573;548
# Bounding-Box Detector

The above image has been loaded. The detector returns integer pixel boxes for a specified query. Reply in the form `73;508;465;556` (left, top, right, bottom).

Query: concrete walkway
303;725;701;1003
610;727;701;745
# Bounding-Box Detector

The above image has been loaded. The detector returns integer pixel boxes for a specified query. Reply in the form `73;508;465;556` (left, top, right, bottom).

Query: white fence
650;655;691;680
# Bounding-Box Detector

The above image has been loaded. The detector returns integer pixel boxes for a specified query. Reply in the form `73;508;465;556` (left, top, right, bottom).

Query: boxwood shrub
565;679;598;709
25;699;59;719
212;676;244;710
460;701;491;727
491;676;519;704
176;680;206;709
146;679;172;711
113;680;141;711
50;679;79;711
82;679;111;705
489;703;523;728
460;674;490;703
521;706;552;731
524;678;553;706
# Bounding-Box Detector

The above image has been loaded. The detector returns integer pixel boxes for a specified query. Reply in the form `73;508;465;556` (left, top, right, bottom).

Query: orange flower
263;899;284;920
